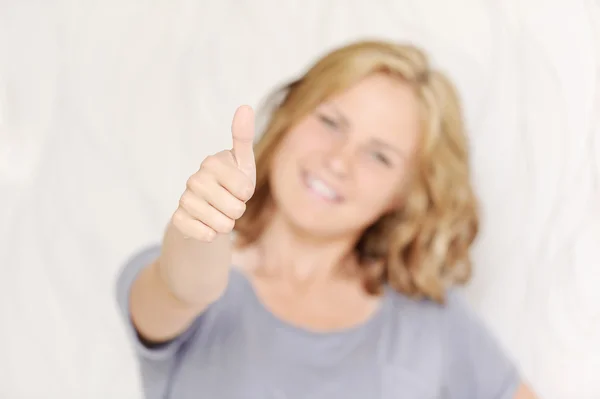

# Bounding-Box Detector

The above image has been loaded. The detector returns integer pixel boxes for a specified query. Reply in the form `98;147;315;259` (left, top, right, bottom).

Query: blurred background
0;1;598;398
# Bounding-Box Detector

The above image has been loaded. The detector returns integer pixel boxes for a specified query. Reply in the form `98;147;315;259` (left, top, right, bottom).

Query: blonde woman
117;41;537;398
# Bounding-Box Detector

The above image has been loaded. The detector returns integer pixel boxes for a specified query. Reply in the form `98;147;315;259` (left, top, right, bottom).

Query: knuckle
171;209;192;235
215;150;235;163
237;180;254;201
186;173;209;195
215;217;235;234
200;154;218;169
185;174;199;192
246;184;256;199
200;153;229;173
191;227;215;243
201;228;216;242
172;208;188;225
178;192;190;208
245;188;255;202
178;190;198;211
172;202;216;242
233;201;246;219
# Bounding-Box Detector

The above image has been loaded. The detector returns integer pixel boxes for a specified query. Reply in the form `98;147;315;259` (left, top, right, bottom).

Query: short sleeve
442;290;521;399
115;244;199;361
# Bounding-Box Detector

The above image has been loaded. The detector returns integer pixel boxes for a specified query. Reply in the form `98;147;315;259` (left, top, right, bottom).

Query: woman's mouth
302;171;343;203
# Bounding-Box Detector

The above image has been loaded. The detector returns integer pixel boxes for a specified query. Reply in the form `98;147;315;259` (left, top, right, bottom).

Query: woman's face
269;73;422;239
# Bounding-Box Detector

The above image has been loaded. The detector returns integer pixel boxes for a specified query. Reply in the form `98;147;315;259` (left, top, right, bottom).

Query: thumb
231;105;256;183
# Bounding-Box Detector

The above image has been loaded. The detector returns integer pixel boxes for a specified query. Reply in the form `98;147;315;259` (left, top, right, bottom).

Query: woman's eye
371;151;391;166
318;114;339;129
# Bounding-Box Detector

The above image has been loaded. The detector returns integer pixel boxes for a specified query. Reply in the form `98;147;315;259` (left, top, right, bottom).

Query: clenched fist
171;105;256;242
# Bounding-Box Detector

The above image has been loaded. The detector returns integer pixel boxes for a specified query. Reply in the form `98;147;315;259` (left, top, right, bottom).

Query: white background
0;1;598;398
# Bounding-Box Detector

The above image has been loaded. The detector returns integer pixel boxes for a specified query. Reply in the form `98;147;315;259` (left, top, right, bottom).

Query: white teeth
307;176;339;200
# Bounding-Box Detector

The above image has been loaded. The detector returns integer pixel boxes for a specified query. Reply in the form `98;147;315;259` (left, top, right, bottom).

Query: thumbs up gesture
172;105;256;242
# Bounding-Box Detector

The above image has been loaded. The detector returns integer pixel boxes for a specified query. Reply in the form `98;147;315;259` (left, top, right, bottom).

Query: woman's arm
129;226;232;344
127;105;256;344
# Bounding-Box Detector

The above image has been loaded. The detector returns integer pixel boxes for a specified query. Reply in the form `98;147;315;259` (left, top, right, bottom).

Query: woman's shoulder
381;286;503;363
383;286;508;351
385;285;481;324
384;287;520;398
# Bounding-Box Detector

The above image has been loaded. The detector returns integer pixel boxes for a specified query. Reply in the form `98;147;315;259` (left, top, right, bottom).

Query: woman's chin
281;209;358;241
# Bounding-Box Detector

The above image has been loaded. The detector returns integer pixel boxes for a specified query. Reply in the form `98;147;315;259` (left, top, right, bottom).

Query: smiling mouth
302;171;343;203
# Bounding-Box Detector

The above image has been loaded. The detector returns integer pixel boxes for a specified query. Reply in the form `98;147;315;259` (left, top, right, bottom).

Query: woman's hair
234;40;479;304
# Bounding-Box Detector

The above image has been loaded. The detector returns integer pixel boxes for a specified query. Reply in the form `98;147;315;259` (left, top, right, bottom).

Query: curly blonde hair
234;40;479;304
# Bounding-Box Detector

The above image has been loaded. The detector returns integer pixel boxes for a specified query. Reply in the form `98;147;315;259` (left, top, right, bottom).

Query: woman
117;40;537;398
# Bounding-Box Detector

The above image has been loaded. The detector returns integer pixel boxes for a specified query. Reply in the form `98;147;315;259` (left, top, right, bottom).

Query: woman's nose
324;142;354;178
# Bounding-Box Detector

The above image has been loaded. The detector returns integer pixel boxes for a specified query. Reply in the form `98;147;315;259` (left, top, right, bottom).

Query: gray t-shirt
116;245;521;399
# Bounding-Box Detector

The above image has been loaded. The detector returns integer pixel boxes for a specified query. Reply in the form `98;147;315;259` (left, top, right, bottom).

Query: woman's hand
171;105;256;242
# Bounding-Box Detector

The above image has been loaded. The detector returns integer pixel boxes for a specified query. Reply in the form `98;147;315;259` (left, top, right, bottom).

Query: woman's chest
167;323;445;399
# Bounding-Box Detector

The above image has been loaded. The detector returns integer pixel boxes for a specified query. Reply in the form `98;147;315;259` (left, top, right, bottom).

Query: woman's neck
255;212;359;285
